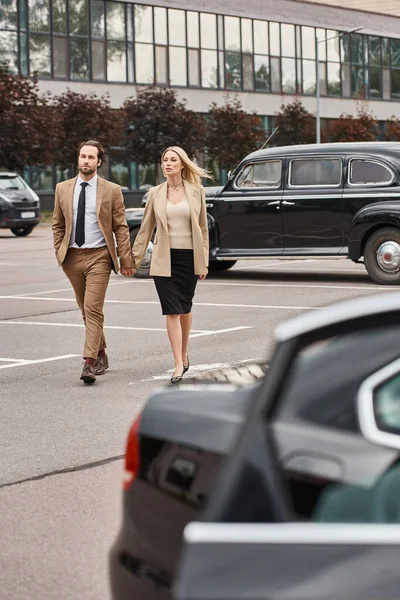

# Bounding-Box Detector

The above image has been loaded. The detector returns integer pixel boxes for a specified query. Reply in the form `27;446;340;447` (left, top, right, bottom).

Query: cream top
166;196;193;249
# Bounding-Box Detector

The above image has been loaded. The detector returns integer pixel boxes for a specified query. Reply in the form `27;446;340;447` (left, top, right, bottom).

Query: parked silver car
0;172;40;236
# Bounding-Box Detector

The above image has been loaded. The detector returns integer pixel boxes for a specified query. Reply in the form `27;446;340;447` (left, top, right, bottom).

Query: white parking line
189;326;252;338
15;279;132;297
132;280;393;292
0;357;30;363
0;354;80;370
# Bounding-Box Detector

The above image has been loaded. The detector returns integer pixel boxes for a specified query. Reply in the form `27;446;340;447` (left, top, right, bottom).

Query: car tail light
123;414;141;491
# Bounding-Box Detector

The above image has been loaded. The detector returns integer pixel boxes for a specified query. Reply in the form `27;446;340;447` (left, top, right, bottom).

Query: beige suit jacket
132;180;209;277
52;176;133;273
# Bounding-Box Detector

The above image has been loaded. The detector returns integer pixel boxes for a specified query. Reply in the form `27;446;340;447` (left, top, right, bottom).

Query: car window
0;175;26;191
235;160;282;189
373;372;400;434
349;159;394;186
290;158;341;187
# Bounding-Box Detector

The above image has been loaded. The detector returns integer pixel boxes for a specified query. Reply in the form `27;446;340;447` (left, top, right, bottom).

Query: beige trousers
62;247;112;359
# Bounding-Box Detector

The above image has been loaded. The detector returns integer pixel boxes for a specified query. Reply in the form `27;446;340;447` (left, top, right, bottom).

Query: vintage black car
0;172;40;236
125;141;400;284
109;291;400;600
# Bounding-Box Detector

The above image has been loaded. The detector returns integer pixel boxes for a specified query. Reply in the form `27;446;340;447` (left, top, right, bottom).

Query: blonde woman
132;147;212;383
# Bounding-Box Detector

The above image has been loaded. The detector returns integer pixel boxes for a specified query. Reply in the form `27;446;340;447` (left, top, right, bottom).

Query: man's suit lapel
96;176;105;218
66;177;77;225
155;182;168;233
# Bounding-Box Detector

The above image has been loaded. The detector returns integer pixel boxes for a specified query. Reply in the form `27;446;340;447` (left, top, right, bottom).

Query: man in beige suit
52;140;135;384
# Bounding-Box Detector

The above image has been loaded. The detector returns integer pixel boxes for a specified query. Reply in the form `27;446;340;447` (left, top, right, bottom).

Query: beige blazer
132;180;209;277
52;176;134;273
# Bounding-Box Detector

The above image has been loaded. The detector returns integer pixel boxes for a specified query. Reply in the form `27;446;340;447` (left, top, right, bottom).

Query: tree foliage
206;96;264;171
51;90;123;169
385;117;400;141
0;64;57;171
324;104;378;142
123;87;206;172
274;101;316;146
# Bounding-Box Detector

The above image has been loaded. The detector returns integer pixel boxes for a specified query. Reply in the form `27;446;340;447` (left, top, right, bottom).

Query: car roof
0;172;19;176
245;142;400;162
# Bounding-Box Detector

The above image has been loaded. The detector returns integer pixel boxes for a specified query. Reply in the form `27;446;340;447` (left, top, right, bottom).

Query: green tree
274;100;316;146
123;87;206;179
206;95;264;171
324;104;378;142
0;64;56;171
51;90;123;169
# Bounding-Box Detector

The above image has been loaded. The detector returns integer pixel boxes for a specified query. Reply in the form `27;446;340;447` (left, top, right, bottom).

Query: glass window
236;161;282;189
51;0;66;34
351;33;363;65
392;70;400;100
342;63;351;96
56;166;71;183
200;13;216;49
350;159;393;185
351;65;364;97
241;19;253;53
281;24;295;57
107;40;126;81
168;9;185;47
383;68;391;100
369;37;381;67
318;61;327;96
369;67;382;98
127;41;134;81
106;2;125;40
255;55;269;91
341;34;351;64
188;48;200;86
127;4;133;41
69;0;88;35
30;166;53;190
254;20;268;55
218;50;224;88
28;0;50;32
19;0;27;29
169;46;187;86
70;38;89;79
135;5;152;43
20;31;28;74
201;49;217;87
243;54;254;90
225;51;241;89
29;33;50;76
224;16;240;52
53;36;68;77
92;39;106;79
302;26;315;59
328;62;340;96
0;0;17;29
154;7;167;45
291;158;341;187
111;161;129;188
316;29;326;61
0;31;18;73
155;45;167;84
302;59;316;94
373;373;400;434
91;0;105;38
139;164;156;189
218;14;223;50
326;30;340;62
391;39;400;67
187;11;199;48
135;43;154;83
382;38;389;67
282;58;296;93
270;56;281;92
269;22;280;55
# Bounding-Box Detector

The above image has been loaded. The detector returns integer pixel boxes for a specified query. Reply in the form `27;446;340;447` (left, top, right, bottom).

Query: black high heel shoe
183;355;190;375
171;368;184;384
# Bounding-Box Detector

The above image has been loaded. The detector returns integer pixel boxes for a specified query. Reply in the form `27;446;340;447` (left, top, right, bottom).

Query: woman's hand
199;273;207;280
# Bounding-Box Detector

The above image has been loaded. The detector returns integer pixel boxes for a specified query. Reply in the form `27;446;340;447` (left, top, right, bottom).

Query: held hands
199;273;207;281
120;266;136;277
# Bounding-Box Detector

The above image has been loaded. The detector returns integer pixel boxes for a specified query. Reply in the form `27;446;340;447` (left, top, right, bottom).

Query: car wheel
129;227;153;278
10;225;34;237
209;260;237;272
364;227;400;285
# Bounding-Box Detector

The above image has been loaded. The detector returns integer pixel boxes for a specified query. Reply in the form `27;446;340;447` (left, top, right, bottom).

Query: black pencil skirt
153;248;198;315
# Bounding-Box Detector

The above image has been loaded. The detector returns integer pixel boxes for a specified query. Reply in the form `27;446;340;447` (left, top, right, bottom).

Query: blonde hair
161;146;213;186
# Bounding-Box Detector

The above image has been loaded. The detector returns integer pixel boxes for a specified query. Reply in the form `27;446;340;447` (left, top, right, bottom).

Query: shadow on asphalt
207;267;376;285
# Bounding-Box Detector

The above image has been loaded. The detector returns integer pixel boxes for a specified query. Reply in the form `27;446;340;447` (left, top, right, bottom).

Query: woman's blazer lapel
154;182;168;233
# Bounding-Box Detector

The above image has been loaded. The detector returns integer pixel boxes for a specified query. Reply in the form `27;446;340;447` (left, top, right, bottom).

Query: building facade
1;0;400;199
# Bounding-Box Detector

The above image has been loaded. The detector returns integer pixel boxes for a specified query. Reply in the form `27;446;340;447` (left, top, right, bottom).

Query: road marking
0;296;325;310
136;358;258;382
0;321;209;334
15;279;132;297
0;354;80;370
190;325;252;338
131;280;393;292
0;357;30;363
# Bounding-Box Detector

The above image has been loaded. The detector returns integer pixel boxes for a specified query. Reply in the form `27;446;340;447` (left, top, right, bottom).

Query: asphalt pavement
0;226;396;600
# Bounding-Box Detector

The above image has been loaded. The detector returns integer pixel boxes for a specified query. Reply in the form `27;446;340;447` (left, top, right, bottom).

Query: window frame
288;156;343;189
233;159;283;191
348;157;395;188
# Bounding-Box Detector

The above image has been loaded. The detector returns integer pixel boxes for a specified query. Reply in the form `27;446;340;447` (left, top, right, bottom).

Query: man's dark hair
77;140;105;164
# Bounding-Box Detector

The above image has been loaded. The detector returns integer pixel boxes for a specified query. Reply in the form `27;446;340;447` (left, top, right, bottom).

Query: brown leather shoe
80;361;96;384
94;354;109;376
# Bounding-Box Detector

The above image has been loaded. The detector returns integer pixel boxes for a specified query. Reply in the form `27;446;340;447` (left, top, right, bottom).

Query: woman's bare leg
180;312;192;366
166;314;184;376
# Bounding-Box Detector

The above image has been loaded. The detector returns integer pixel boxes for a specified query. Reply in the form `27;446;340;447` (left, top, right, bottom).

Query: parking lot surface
0;226;396;599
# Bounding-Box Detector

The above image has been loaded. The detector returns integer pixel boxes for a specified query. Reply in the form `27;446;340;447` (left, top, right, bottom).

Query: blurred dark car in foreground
0;172;40;236
110;292;400;600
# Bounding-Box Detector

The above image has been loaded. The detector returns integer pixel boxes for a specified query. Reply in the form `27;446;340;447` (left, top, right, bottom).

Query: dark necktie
75;181;89;247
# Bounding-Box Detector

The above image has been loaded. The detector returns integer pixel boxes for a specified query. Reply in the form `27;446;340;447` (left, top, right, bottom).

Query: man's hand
120;267;136;277
199;273;207;280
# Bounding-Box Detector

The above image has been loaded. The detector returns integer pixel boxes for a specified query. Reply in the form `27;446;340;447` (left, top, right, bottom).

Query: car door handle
282;200;295;205
267;200;280;205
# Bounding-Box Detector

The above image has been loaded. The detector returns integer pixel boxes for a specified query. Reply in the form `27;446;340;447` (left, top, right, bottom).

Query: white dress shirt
69;175;106;248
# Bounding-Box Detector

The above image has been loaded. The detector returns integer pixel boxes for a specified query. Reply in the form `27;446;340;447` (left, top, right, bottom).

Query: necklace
168;183;183;191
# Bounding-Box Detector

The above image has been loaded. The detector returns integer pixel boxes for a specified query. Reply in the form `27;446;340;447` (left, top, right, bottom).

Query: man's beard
79;165;96;174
